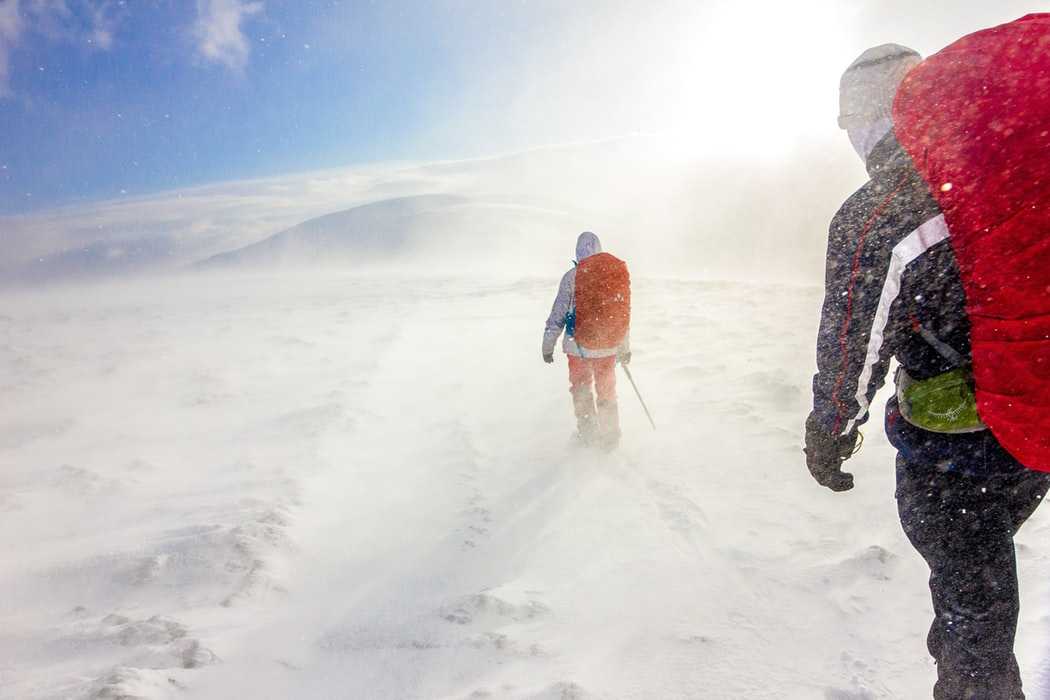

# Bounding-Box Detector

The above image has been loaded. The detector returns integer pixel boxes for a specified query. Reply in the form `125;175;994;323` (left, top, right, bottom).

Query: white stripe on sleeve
843;214;951;435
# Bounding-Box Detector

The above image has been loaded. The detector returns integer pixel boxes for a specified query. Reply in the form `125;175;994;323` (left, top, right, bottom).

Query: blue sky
0;0;576;213
0;0;1039;216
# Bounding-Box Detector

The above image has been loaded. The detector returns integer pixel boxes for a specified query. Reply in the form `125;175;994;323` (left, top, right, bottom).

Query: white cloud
0;161;422;271
0;0;124;98
87;1;117;50
0;0;23;98
194;0;262;73
29;0;118;49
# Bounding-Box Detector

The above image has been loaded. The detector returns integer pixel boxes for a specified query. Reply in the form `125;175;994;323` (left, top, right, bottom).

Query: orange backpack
574;252;630;349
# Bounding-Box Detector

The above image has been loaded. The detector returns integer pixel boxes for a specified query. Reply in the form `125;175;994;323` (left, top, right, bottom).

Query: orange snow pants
567;354;620;444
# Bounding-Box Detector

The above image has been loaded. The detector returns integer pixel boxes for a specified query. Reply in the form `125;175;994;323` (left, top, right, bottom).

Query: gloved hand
618;350;631;366
804;413;858;492
543;352;554;364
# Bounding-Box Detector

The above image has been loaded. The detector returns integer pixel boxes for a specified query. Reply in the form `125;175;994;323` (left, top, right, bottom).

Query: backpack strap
914;322;966;367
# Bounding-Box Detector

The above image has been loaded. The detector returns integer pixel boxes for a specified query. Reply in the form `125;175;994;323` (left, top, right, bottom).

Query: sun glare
663;0;857;158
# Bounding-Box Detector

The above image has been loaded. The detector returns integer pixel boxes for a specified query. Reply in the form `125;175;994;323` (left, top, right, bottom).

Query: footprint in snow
525;681;594;699
440;590;549;626
463;631;546;657
460;495;494;549
823;545;899;586
825;652;881;700
59;612;218;698
89;665;189;699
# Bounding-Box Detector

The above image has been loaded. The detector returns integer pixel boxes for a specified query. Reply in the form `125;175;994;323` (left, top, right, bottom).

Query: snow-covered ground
3;271;1050;699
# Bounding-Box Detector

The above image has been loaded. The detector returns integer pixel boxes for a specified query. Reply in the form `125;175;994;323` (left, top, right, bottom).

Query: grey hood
575;231;602;262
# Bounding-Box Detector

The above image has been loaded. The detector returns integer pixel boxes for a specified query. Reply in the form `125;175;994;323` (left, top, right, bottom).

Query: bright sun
658;0;859;158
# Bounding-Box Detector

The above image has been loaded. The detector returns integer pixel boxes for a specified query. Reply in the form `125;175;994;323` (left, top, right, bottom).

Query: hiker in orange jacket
543;232;631;448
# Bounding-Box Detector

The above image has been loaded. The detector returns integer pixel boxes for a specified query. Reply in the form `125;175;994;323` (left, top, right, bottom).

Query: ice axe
621;364;656;430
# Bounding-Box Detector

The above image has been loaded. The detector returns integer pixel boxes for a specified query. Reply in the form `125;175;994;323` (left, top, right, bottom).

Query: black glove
543;352;554;364
804;413;858;492
618;350;631;366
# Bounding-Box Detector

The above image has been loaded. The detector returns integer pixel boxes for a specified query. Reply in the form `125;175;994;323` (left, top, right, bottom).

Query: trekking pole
622;364;656;430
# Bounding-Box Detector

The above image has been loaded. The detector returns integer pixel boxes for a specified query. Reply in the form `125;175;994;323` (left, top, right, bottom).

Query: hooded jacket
809;132;972;438
543;232;630;358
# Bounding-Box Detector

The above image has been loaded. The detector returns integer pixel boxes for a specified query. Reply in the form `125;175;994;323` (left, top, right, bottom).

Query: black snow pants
889;401;1050;699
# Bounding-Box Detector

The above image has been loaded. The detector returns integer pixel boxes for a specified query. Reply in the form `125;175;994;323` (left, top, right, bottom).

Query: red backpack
574;252;630;350
893;14;1050;471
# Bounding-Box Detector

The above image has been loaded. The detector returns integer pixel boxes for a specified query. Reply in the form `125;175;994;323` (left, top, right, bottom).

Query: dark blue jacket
809;133;971;439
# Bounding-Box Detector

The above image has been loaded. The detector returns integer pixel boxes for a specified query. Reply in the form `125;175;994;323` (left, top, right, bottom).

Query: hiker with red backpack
543;232;631;449
805;16;1050;698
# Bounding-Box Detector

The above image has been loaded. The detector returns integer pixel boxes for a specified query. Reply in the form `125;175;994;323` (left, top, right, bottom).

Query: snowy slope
3;270;1050;699
197;195;585;272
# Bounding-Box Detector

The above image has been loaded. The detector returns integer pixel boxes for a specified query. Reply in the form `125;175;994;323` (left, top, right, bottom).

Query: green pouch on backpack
896;367;987;434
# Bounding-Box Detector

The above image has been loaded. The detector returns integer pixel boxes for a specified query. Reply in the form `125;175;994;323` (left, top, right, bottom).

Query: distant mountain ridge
197;193;581;271
2;133;861;287
3;235;182;285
